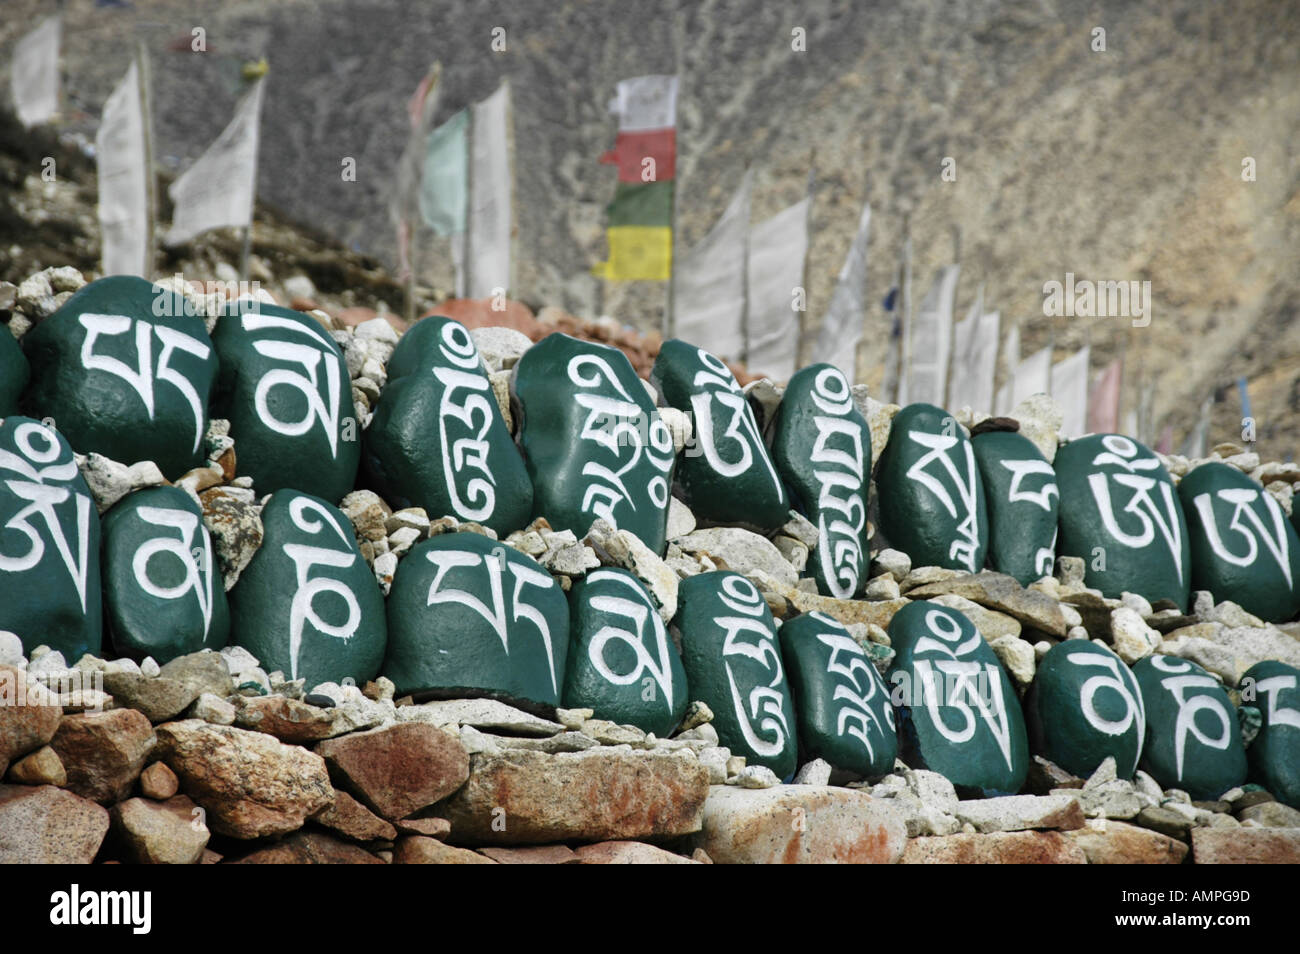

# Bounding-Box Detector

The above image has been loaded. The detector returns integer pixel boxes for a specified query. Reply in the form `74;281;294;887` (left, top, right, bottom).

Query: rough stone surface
1191;828;1300;864
902;830;1088;864
1066;819;1190;863
110;794;209;864
230;831;383;864
674;527;799;588
393;835;494;864
0;783;110;863
315;722;469;820
0;665;63;769
50;708;156;805
952;794;1085;833
576;840;700;864
312;788;399;841
972;430;1060;585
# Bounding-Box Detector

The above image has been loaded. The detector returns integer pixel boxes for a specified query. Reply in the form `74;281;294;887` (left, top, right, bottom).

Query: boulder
952;793;1085;833
673;527;799;588
230;831;383;864
0;784;109;863
1066;819;1189;863
971;430;1059;585
393;835;494;864
49;708;156;804
902;830;1087;864
574;841;698;864
315;722;469;820
1241;660;1300;809
109;795;209;864
312;789;399;842
1191;828;1300;864
0;664;62;770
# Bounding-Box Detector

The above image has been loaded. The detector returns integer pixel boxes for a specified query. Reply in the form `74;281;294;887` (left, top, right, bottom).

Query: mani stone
972;430;1059;586
1054;433;1191;611
1132;654;1247;800
20;276;217;479
383;532;570;712
673;571;797;779
363;316;532;535
512;332;675;553
0;416;102;659
649;339;788;531
875;403;988;575
0;328;28;415
101;486;230;663
778;610;897;779
886;600;1028;796
1178;462;1300;623
562;567;688;736
1024;640;1145;780
229;490;386;689
769;363;871;598
210;299;359;503
1242;660;1300;810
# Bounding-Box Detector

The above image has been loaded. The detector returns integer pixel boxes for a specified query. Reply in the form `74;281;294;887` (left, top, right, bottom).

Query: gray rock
793;758;833;786
954;793;1085;833
673;527;799;588
399;698;564;737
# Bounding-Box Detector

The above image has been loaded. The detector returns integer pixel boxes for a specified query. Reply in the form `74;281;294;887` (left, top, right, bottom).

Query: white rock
0;631;25;667
870;548;912;581
698;746;732;784
730;765;781;789
470;326;533;372
954;793;1083;833
990;634;1036;686
140;656;161;677
373;551;398;595
658;406;692;455
666;497;696;540
865;576;901;600
1119;591;1154;618
793;758;833;786
779;511;820;549
1110;607;1160;663
674;527;798;588
354;316;400;346
1011;393;1064;463
191;692;237;725
219;645;261;678
583;519;679;622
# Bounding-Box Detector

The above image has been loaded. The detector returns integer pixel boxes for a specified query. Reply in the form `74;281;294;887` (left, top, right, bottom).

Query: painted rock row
971;430;1059;586
770;363;871;598
362;316;532;536
651;339;789;531
0;326;29;416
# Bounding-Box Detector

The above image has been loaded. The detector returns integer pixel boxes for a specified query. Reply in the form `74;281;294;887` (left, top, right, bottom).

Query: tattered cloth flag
96;61;149;278
462;81;513;298
901;263;959;406
673;170;753;360
1087;357;1122;434
593;75;678;281
994;322;1020;415
1012;345;1052;408
417;110;468;237
164;77;266;246
950;288;1001;415
391;63;442;282
1052;346;1091;439
746;197;810;381
812;202;872;382
10;16;60;128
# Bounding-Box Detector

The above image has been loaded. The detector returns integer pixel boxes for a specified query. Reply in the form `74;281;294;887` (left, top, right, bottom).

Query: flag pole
135;40;157;280
795;156;815;369
238;76;263;279
738;165;753;366
899;211;913;406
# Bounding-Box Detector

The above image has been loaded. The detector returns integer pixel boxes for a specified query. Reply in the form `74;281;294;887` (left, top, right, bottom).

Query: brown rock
110;795;209;864
200;848;222;863
158;652;234;699
139;761;179;800
0;784;110;863
436;748;709;845
688;785;906;864
6;745;66;786
313;789;398;842
425;298;539;337
50;708;156;804
902;831;1088;864
233;694;336;744
479;844;581;864
155;720;333;839
229;831;384;864
1192;828;1300;864
1066;820;1190;864
315;722;469;820
906;571;1069;637
393;816;452;839
0;664;62;769
576;841;700;864
393;835;496;864
99;672;198;723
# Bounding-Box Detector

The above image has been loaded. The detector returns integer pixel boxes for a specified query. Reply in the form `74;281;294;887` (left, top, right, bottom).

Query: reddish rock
576;841;699;864
228;831;383;864
393;835;495;864
233;694;337;744
139;761;179;800
1066;820;1189;864
315;722;468;821
313;789;398;842
50;708;156;804
393;816;451;839
479;844;581;864
1192;828;1300;864
110;795;209;864
902;831;1088;864
0;665;62;771
155;720;333;839
6;745;66;786
0;784;110;863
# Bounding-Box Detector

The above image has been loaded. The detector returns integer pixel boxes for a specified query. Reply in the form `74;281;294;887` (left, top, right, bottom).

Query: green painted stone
1055;434;1190;611
0;329;28;415
383;314;463;384
211;300;358;503
875;403;988;574
650;340;788;530
0;416;101;658
362;317;532;535
20;276;217;479
1132;654;1247;799
383;532;570;711
513;333;675;553
885;600;1028;796
1024;640;1145;780
1241;660;1300;810
1178;462;1300;623
102;486;229;663
562;567;688;735
778;611;896;778
972;430;1059;586
673;571;797;778
229;490;386;688
770;363;870;598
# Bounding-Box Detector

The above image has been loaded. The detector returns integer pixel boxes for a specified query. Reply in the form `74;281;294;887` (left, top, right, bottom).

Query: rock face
435;748;709;844
1066;819;1189;864
0;325;28;415
971;430;1059;585
1241;660;1300;809
1024;640;1146;780
363;316;532;536
1132;654;1247;800
1178;462;1300;622
512;333;675;553
232;831;383;864
1191;828;1300;864
650;339;788;531
230;490;386;688
0;416;103;659
21;276;218;479
50;708;156;804
110;795;209;864
101;486;230;663
902;830;1087;864
211;299;359;503
875;403;988;574
562;568;688;736
688;784;907;864
778;611;897;779
0;783;110;863
887;600;1028;796
155;719;334;839
674;572;797;779
0;665;63;773
1055;434;1191;611
315;722;470;820
383;533;569;710
770;363;871;597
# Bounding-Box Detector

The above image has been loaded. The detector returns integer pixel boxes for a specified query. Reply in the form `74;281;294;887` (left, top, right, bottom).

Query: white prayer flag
96;62;149;278
164;78;265;246
951;308;1001;415
1012;346;1053;408
674;170;753;360
994;322;1020;415
746;197;809;381
902;263;960;406
813;202;871;381
465;81;513;298
1052;346;1091;439
10;16;60;128
608;75;678;132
